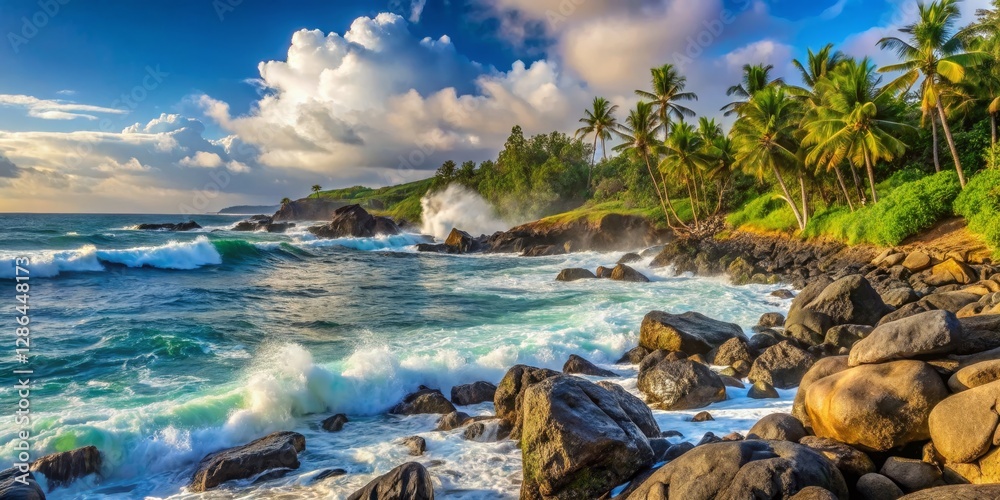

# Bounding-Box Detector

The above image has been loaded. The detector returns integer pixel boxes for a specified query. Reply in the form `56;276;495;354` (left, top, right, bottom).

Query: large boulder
189;431;306;492
555;268;597;282
792;356;850;430
799;275;892;327
308;204;400;239
638;356;726;410
624;440;848;500
948;360;1000;392
879;457;942;493
136;220;201;231
712;337;753;367
747;413;807;442
450;381;497;406
920;259;977;286
639;311;747;356
802;361;948;451
849;310;965;366
799;436;876;483
562;354;616;377
897;484;1000;499
0;468;44;499
444;228;479;254
856;473;905;500
610;264;650;283
957;314;1000;354
824;324;873;350
928;379;1000;464
494;365;560;439
29;446;101;489
346;462;434;500
389;388;456;415
902;252;933;272
747;341;816;390
520;375;654;500
878;292;981;325
596;381;660;438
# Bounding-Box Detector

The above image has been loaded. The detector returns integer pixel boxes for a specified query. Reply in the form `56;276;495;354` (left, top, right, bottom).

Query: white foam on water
0;237;223;278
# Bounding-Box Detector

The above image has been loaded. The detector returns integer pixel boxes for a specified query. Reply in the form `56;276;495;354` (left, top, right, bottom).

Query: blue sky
0;0;989;212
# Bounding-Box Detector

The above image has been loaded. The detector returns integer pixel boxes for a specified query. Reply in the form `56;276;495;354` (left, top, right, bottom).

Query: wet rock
389;388;456;415
746;413;807;442
436;411;473;431
880;457;942;493
450;381;497;406
747;341;815;389
596;380;661;438
29;445;101;489
849;310;965;366
748;380;780;399
617;253;642;264
856;473;904;500
771;289;796;299
312;468;348;483
799;436;876;483
691;411;714;422
928;379;1000;464
616;346;651;364
520;375;654;500
624;440;848;500
555;268;596;282
0;468;44;499
346;462;434;500
400;436;426;456
308;204;400;239
712;338;752;367
798;275;891;327
610;264;650;283
189;431;305;492
494;365;560;440
720;375;745;389
802;361;948;451
748;331;782;354
639;311;747;356
637;356;726;410
445;228;480;253
321;414;348;432
562;354;617;377
758;312;786;329
595;266;613;278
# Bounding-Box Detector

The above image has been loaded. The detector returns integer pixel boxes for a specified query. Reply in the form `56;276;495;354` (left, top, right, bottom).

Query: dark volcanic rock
879;457;942;493
638;356;726;410
618;252;642;264
639;311;747;356
346;462;434;500
856;473;905;500
189;431;305;492
390;388;456;415
321;414;348;432
273;198;349;222
562;354;616;377
29;445;101;489
444;228;482;254
136;221;201;231
596;380;661;438
0;468;44;500
555;268;597;282
494;365;560;439
520;375;654;500
233;215;295;233
610;264;651;282
400;436;426;456
486;213;659;254
617;346;651;364
624;440;848;500
799;275;892;327
308;204;400;239
436;411;473;431
450;381;497;406
712;337;753;367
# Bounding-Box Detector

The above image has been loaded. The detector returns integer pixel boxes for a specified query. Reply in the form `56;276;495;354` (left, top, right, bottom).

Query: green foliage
954;169;1000;255
727;193;786;229
312;178;434;222
804;171;962;245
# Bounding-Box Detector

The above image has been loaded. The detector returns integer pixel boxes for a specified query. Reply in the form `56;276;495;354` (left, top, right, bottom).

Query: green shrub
955;169;1000;255
727;193;783;228
804;171;961;245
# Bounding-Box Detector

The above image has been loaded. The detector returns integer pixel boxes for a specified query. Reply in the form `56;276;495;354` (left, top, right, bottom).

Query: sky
0;0;991;213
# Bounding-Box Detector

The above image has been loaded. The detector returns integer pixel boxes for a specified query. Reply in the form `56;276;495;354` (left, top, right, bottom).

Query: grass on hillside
534;200;670;228
309;178;433;222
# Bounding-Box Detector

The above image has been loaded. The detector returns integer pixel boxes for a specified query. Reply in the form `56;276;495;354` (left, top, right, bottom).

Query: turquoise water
0;214;791;498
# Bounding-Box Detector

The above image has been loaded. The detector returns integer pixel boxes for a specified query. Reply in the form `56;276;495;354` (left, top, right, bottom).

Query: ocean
0;213;794;498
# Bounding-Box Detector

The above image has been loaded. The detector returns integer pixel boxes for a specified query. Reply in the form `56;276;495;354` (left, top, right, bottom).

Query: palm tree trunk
799;174;809;227
601;137;608;161
936;99;966;188
685;177;700;231
772;164;805;231
654;168;686;228
931;114;941;173
864;150;879;204
590;135;598;189
849;162;867;205
642;153;676;229
834;166;855;212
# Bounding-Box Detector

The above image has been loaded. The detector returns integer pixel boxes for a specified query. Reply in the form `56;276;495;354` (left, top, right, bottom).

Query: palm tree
575;97;619;187
661;121;710;231
731;86;809;230
878;0;987;188
793;44;846;89
613;102;687;229
311;185;322;196
722;63;785;116
635;64;698;138
804;58;913;205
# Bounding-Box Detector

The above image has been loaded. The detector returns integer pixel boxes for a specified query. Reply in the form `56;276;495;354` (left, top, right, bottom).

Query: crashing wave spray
419;184;508;240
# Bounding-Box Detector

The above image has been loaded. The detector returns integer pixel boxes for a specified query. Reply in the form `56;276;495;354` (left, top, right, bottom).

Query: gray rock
617;346;651;364
638;357;726;410
562;354;617;377
712;337;753;367
896;484;1000;499
849;310;964;366
189;431;305;492
450;381;497;406
436;411;473;431
748;380;780;399
555;268;597;282
0;468;44;499
746;413;807;442
390;388;456;415
321;414;348;432
400;436;426;456
856;473;904;500
879;457;942;493
639;311;747;356
748;341;816;389
346;462;434;500
596;380;660;438
494;365;560;440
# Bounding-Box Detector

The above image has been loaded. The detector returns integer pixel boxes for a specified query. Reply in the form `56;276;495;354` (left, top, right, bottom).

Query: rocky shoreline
8;212;1000;499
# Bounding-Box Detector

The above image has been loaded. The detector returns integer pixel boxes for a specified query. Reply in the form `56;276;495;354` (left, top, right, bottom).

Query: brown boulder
799;436;876;482
389;388;456;415
747;341;816;389
494;365;560;440
555;268;597;282
746;413;807;442
189;431;305;492
948;360;1000;391
928;380;1000;464
346;462;434;500
562;354;617;377
450;381;497;406
897;484;1000;499
803;361;948;451
638;356;726;410
921;259;977;286
902;252;933;272
610;264;650;283
849;310;965;366
792;356;850;430
639;311;747;356
712;337;752;367
30;446;101;489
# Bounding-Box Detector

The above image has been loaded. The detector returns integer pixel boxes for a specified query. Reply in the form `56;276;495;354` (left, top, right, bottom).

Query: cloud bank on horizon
0;0;990;213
